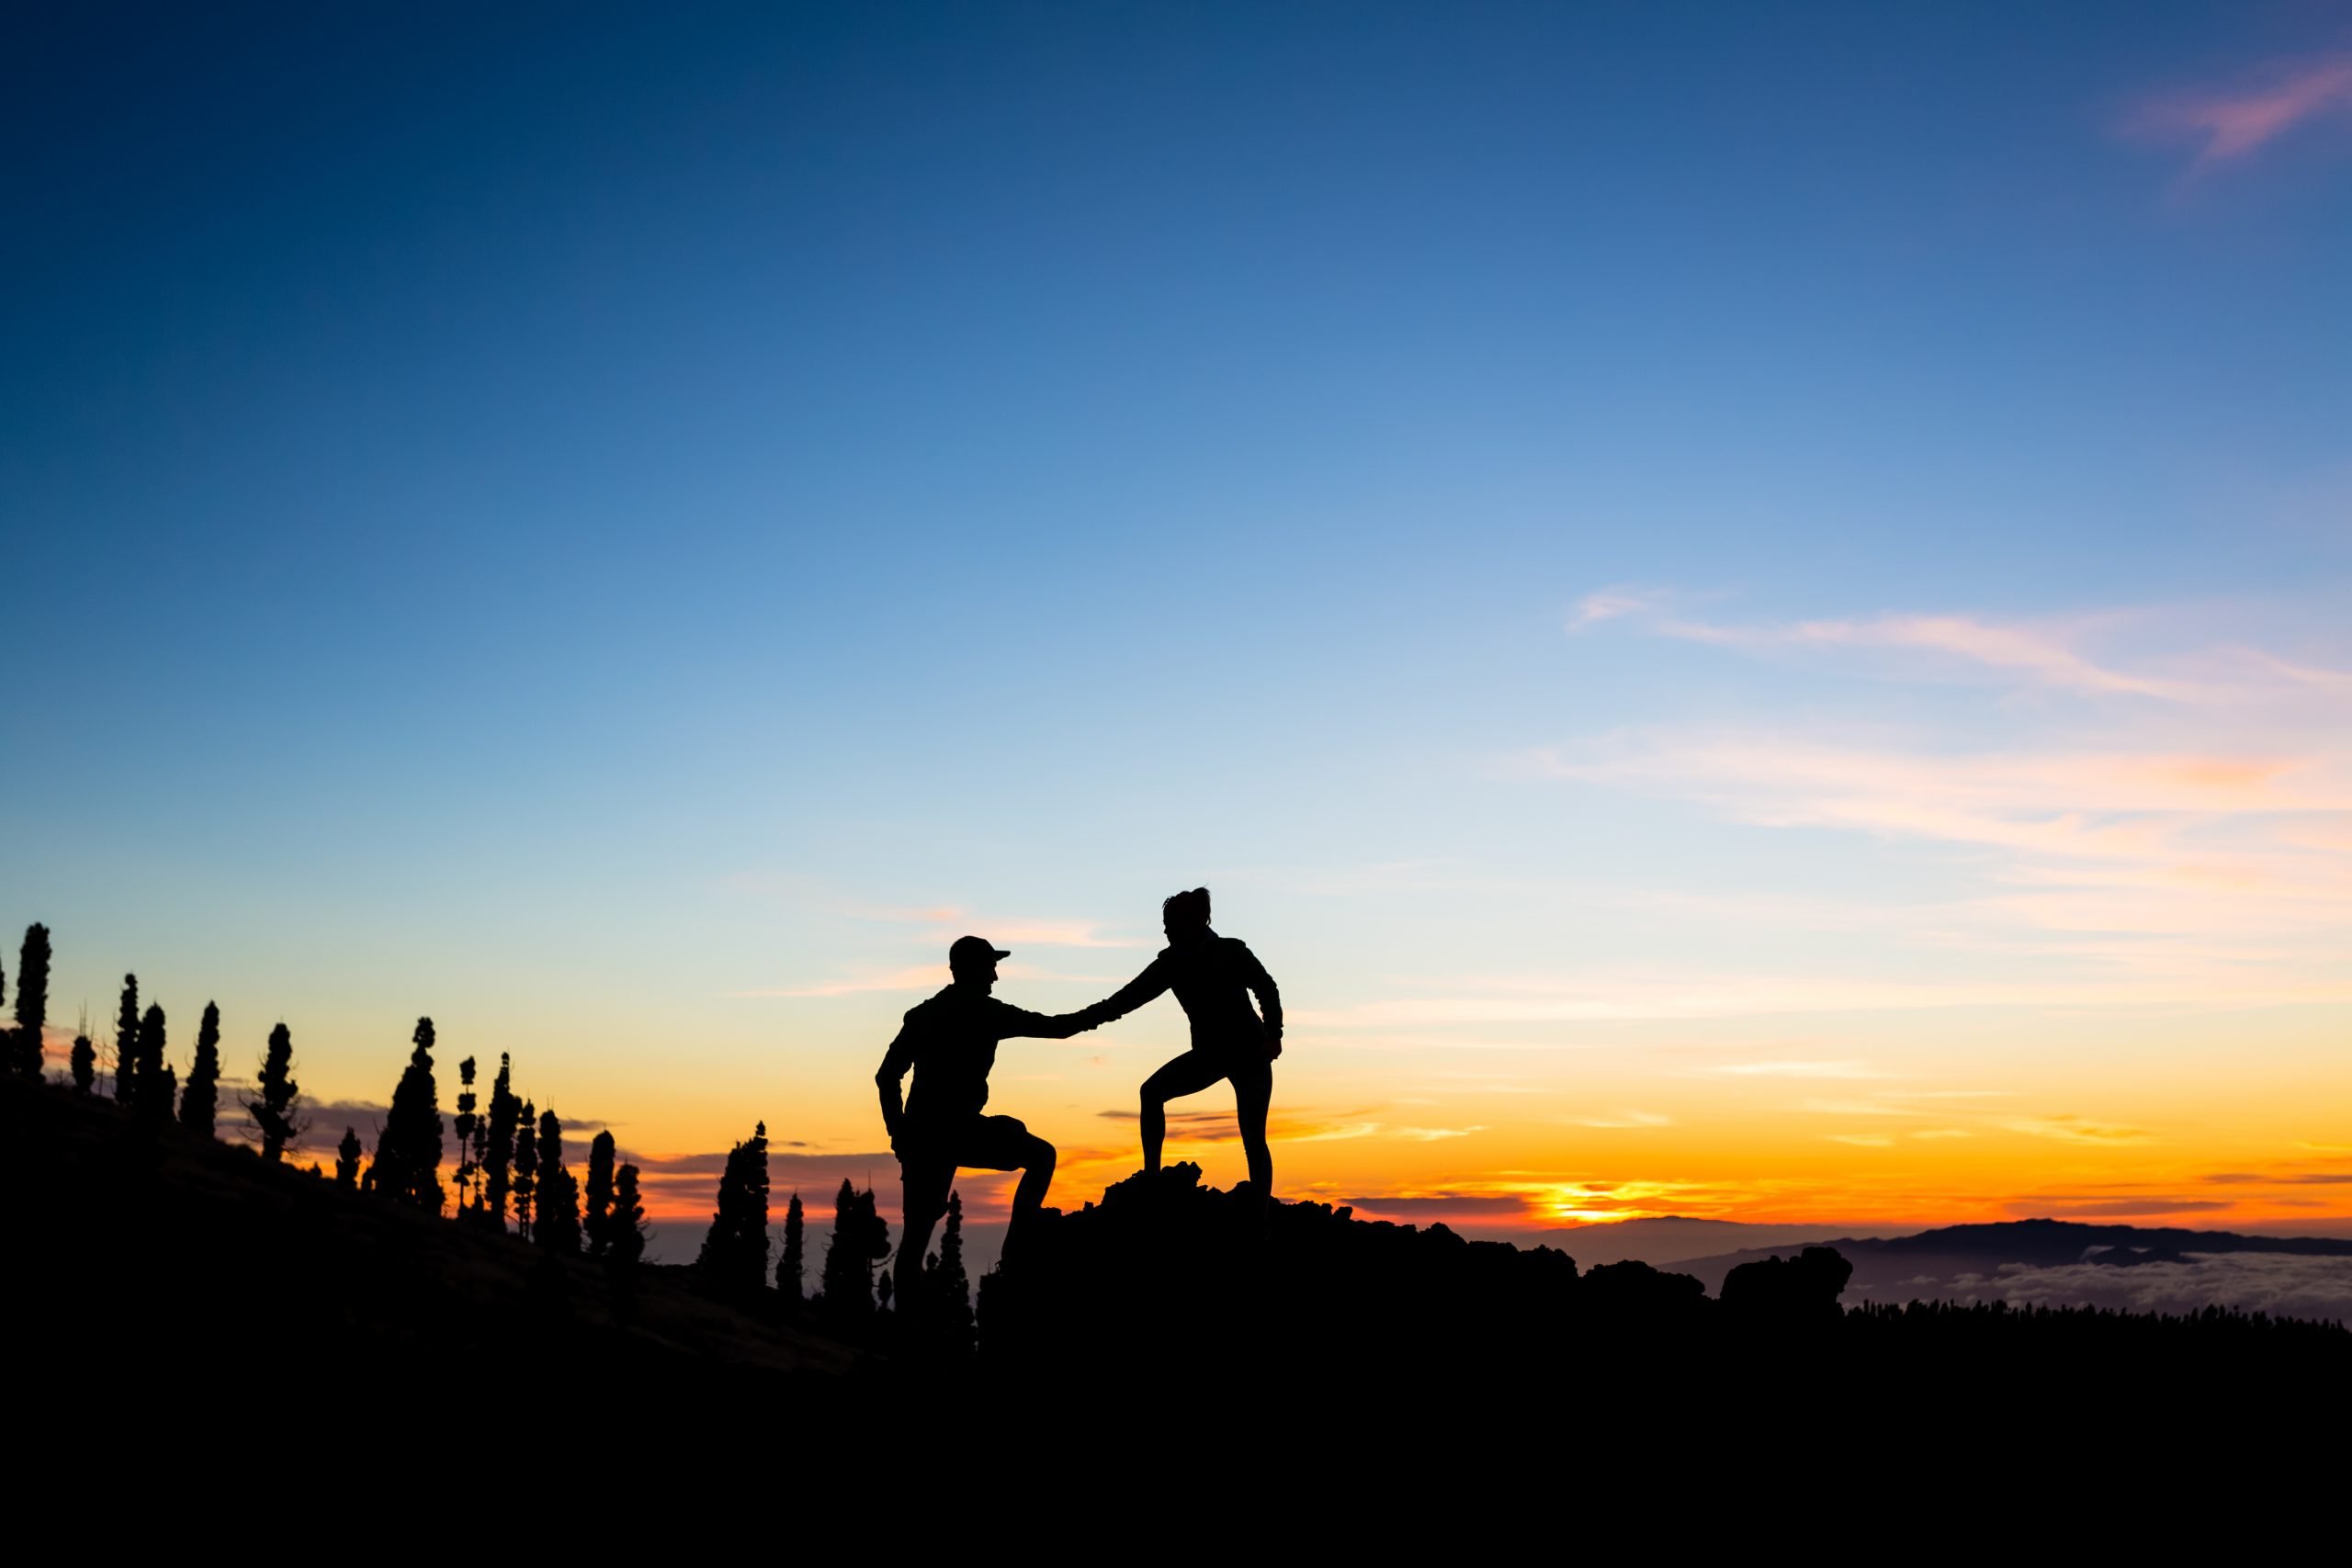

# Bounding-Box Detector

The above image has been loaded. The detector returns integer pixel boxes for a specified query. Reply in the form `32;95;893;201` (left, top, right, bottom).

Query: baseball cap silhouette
949;934;1011;969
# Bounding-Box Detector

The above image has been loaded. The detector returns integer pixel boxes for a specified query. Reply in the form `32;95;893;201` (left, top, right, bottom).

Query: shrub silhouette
334;1126;362;1189
248;1022;300;1162
583;1129;616;1257
178;1001;222;1137
778;1190;806;1304
111;976;140;1108
535;1107;581;1255
818;1179;890;1332
368;1017;445;1212
695;1120;770;1297
921;1190;975;1354
10;923;49;1078
70;1030;95;1095
1721;1246;1854;1325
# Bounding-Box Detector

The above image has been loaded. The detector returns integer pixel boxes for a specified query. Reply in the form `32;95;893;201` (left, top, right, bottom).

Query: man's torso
901;987;1021;1124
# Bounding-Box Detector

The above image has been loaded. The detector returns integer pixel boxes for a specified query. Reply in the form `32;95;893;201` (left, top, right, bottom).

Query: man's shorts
903;1113;1041;1174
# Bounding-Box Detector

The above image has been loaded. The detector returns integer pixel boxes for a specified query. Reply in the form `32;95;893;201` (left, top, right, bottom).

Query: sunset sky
7;5;2348;1254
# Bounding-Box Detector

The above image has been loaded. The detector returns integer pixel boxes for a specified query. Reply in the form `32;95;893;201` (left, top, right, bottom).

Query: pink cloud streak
2133;54;2352;174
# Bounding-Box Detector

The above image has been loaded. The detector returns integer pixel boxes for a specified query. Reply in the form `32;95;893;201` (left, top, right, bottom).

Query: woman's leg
1140;1050;1226;1173
1232;1056;1274;1196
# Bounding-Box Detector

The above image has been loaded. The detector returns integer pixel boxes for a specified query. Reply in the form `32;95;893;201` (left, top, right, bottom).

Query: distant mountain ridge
1544;1214;1897;1266
1675;1217;2352;1305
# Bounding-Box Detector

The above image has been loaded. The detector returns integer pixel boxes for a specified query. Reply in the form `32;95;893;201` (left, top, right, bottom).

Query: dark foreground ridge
12;1073;2348;1477
981;1164;2351;1411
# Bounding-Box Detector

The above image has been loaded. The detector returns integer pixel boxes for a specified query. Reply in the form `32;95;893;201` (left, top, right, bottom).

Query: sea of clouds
1942;1252;2352;1322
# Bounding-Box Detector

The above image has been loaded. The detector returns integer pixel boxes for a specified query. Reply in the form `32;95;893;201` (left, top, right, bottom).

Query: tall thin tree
248;1021;300;1163
111;975;140;1107
512;1100;538;1242
134;1005;170;1122
10;923;50;1078
611;1163;648;1267
334;1126;362;1188
778;1190;807;1303
452;1055;479;1212
70;1019;96;1095
584;1130;617;1257
481;1054;518;1228
695;1121;771;1297
368;1017;445;1211
179;1000;222;1136
535;1106;582;1254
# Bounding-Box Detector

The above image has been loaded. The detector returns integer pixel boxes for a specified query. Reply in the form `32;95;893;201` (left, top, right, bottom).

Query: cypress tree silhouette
134;1005;169;1122
111;976;140;1108
248;1022;300;1163
778;1190;806;1303
481;1053;517;1229
368;1017;445;1212
512;1100;538;1242
535;1106;581;1254
452;1055;479;1212
10;923;49;1078
695;1121;771;1297
583;1130;616;1257
70;1029;95;1095
611;1162;647;1267
818;1179;891;1331
334;1126;362;1189
178;1000;222;1137
922;1190;976;1352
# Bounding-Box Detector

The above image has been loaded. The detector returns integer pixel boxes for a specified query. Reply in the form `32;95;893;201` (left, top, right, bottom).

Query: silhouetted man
877;934;1100;1296
1082;887;1283;1197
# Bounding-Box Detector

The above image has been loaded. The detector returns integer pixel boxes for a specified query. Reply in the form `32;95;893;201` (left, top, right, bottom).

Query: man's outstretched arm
989;999;1105;1041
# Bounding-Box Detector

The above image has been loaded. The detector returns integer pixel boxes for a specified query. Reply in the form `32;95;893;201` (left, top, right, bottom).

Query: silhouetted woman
1083;888;1283;1194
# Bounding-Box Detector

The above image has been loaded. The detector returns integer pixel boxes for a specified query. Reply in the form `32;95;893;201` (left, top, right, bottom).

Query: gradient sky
7;4;2349;1251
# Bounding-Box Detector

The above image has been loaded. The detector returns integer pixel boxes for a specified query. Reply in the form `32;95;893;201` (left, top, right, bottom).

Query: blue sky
6;4;2348;1233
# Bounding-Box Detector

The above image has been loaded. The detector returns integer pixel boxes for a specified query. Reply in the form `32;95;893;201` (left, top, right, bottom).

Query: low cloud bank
1951;1252;2352;1321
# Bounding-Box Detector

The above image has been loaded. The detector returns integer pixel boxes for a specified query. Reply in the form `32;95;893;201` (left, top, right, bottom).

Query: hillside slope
6;1077;864;1416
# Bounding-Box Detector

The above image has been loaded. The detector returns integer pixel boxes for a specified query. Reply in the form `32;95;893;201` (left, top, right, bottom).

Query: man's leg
1007;1132;1057;1258
1140;1050;1226;1174
960;1116;1057;1263
894;1155;954;1312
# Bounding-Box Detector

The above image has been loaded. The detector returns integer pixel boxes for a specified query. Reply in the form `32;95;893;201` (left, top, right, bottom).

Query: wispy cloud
1651;610;2195;698
1566;1110;1675;1130
1538;596;2352;1011
2128;54;2352;175
726;964;944;998
2001;1116;2152;1146
1567;584;1660;629
1713;1059;1886;1080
